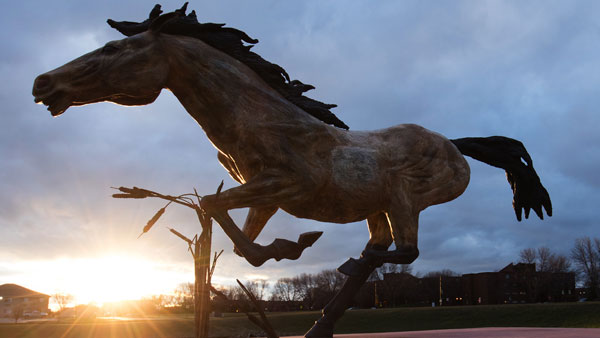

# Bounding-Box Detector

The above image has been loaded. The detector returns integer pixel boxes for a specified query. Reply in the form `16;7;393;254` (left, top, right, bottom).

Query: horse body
33;27;471;263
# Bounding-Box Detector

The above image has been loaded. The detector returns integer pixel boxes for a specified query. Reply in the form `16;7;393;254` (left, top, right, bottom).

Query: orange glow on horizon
15;254;193;310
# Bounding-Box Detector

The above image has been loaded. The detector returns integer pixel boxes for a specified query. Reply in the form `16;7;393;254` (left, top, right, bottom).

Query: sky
2;1;600;305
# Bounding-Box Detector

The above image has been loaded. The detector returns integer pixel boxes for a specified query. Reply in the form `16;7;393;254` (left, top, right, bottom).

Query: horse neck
162;35;318;152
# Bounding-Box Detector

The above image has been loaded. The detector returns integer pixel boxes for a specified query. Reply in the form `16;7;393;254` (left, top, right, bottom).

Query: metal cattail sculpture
138;206;167;238
112;183;280;338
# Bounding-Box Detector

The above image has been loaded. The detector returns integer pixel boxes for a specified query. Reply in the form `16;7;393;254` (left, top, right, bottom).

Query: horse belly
281;146;386;223
282;191;384;224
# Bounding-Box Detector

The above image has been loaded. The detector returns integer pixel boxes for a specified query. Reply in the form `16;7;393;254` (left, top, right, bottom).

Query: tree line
159;235;600;311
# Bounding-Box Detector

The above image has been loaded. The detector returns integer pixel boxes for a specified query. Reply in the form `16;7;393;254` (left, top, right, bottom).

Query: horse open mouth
34;93;71;117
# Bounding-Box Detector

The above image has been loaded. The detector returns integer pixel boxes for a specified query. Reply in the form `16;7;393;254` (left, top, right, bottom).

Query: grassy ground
1;302;599;338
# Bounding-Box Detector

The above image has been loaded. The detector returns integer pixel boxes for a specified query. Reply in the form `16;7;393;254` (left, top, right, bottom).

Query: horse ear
149;12;181;34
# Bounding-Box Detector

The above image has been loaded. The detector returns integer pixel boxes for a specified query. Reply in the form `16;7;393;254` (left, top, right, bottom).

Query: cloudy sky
2;1;599;304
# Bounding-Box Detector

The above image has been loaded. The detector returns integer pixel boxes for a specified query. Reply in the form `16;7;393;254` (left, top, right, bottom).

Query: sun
42;254;190;308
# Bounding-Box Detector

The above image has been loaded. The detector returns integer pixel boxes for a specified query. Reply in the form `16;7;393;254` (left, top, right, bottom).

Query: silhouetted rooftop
0;283;49;298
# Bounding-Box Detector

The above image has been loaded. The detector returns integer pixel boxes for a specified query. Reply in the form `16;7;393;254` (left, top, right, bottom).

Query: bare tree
256;279;269;301
212;285;235;300
244;279;269;301
537;247;552;272
52;293;74;312
424;269;458;278
384;263;412;276
312;269;346;309
175;282;195;310
548;254;572;273
147;294;177;309
12;304;24;323
519;246;571;273
271;277;297;302
571;237;600;300
314;269;345;296
294;273;317;309
271;277;300;302
520;248;537;264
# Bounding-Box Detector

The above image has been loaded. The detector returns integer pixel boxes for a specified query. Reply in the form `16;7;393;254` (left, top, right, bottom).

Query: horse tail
450;136;552;221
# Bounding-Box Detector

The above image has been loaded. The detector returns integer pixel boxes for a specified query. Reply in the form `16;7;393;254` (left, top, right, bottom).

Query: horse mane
107;3;349;130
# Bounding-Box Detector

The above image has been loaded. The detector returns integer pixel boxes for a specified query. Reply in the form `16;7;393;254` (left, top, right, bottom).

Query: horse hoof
298;231;323;248
337;257;367;276
400;247;419;263
239;243;269;267
363;247;419;264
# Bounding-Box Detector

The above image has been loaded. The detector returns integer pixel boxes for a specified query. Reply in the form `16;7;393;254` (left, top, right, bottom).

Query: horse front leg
243;207;278;241
200;170;323;267
232;206;277;257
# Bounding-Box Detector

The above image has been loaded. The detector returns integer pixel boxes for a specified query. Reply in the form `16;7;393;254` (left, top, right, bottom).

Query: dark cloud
2;1;600;290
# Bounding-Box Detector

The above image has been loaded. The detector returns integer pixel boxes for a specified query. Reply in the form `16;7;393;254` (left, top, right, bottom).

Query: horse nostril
34;75;52;92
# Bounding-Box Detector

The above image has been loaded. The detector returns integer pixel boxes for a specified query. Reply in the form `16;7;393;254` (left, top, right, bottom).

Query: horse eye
101;44;119;55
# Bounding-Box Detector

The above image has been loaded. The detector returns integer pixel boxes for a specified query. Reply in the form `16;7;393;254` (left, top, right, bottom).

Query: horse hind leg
337;212;393;276
384;199;420;262
308;207;419;337
348;199;420;271
371;204;420;264
306;212;392;337
243;207;277;241
337;201;419;278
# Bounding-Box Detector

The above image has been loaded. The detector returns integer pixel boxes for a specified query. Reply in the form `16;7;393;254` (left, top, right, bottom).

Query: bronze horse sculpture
33;4;551;336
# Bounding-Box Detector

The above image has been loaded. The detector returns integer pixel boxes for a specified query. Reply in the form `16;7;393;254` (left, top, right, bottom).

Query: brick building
373;263;576;308
0;284;50;318
462;263;576;305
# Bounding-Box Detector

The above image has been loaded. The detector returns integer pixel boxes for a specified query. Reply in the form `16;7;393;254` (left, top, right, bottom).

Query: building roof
500;262;536;273
0;284;49;298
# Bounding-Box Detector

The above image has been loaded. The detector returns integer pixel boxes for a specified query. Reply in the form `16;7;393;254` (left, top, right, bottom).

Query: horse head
32;13;178;117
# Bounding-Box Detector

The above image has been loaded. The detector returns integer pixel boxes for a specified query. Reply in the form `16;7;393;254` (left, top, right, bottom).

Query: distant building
0;284;50;318
420;275;464;306
462;263;536;305
462;263;576;305
372;263;576;308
